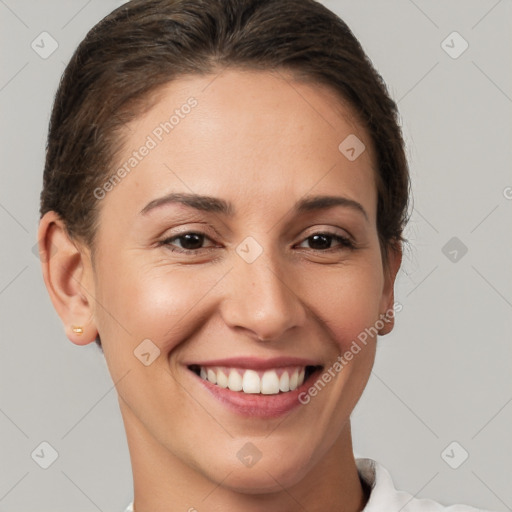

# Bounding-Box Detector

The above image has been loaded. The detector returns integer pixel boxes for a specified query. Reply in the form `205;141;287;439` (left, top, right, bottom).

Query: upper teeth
198;366;306;395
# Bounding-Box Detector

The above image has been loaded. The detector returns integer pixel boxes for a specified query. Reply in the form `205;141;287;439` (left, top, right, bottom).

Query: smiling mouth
188;365;323;395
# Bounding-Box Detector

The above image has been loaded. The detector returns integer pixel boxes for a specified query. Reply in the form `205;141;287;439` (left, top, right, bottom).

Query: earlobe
37;211;98;346
378;243;402;336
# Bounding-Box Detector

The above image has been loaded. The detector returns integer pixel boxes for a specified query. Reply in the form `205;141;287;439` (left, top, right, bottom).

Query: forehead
106;69;377;221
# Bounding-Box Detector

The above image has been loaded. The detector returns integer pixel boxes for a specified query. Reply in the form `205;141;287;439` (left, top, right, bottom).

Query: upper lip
185;356;323;370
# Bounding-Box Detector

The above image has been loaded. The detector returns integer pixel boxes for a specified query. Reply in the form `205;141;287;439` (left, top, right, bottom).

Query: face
82;69;398;491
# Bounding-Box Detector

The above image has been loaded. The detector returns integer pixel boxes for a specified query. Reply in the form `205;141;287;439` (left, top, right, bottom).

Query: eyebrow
139;192;368;220
140;192;234;216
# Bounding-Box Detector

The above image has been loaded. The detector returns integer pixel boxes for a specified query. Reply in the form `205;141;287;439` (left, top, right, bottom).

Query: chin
217;464;312;494
197;443;318;494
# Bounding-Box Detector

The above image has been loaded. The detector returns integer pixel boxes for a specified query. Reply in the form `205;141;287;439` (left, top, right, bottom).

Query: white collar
356;458;487;511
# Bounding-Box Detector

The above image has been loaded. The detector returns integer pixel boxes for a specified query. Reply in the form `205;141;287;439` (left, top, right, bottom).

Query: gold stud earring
72;326;84;335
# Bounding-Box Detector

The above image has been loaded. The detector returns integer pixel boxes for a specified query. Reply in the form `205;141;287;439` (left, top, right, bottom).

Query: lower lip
189;368;323;418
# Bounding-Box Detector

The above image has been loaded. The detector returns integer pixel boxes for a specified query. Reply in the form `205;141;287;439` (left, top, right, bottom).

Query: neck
121;400;368;512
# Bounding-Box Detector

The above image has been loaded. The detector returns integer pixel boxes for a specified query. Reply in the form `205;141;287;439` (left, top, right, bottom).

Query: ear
378;243;402;336
37;211;98;345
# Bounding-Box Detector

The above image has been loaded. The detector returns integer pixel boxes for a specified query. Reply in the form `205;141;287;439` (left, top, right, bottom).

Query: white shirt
124;457;493;511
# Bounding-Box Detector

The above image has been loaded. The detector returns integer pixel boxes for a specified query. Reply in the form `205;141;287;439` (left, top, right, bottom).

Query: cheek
304;261;385;352
96;255;230;350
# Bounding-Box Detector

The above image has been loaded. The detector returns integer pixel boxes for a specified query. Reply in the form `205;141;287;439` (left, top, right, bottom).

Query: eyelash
158;231;356;254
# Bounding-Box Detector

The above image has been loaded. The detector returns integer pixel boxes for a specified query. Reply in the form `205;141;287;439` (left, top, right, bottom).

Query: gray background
0;0;511;511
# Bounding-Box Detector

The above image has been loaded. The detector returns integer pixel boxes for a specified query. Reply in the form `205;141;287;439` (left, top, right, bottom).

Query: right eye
159;232;217;253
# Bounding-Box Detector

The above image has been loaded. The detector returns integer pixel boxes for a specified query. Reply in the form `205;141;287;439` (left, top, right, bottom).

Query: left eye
296;233;354;250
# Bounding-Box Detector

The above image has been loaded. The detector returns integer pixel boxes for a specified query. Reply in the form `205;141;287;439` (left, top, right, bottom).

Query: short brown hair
40;0;410;350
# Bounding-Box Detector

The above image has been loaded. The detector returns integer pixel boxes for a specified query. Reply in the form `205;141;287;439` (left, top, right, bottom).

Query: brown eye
297;232;354;251
308;234;332;250
160;232;216;252
175;233;205;250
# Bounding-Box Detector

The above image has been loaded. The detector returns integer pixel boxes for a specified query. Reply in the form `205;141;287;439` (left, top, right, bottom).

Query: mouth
187;364;324;395
183;356;325;417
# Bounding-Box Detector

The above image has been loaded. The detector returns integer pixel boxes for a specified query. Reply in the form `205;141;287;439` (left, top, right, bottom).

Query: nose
220;255;306;342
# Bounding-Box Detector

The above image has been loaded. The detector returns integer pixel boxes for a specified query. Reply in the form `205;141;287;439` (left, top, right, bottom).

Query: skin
38;69;401;512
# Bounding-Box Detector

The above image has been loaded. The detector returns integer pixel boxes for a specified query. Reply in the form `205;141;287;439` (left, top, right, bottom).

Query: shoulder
356;458;494;512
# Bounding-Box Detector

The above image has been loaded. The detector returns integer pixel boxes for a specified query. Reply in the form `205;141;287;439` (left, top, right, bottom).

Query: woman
37;0;495;510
